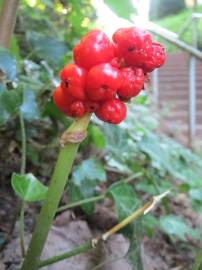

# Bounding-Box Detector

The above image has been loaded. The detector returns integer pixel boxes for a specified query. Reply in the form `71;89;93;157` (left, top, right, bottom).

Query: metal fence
145;13;202;147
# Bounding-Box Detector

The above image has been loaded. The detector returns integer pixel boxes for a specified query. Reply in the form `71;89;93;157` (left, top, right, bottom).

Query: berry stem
20;113;91;270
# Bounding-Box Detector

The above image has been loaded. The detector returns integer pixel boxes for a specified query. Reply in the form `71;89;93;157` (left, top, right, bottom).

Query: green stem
124;172;143;183
57;173;143;213
193;250;202;270
57;194;105;214
19;111;26;257
20;114;91;270
19;111;26;174
56;172;142;214
20;201;25;257
39;241;92;268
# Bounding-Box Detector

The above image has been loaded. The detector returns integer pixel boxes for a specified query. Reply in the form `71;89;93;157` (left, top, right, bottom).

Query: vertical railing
188;15;198;146
148;13;202;147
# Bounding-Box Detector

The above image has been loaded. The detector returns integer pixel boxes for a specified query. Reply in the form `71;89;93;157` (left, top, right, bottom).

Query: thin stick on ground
38;190;170;268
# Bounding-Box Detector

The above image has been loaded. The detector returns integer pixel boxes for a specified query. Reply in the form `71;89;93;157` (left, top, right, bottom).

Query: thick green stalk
39;241;92;268
21;114;91;270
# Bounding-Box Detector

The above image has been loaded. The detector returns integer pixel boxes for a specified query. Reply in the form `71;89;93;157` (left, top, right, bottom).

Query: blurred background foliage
150;0;202;51
0;0;202;268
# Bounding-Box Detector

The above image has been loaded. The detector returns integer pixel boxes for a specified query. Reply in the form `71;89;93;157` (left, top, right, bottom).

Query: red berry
73;30;114;70
95;98;126;124
117;67;144;100
53;86;73;116
113;27;152;67
84;100;100;112
86;63;122;101
70;101;86;117
143;42;165;73
60;64;87;100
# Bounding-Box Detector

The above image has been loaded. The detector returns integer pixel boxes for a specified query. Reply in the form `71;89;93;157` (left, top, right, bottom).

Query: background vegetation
0;0;202;269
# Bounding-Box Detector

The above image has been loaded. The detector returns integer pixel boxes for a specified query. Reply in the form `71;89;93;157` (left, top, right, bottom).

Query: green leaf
103;0;135;20
193;250;202;270
189;188;202;202
69;158;107;215
0;47;17;81
20;88;40;121
0;89;22;126
107;181;143;269
159;215;198;241
143;214;159;238
26;32;68;65
11;172;48;202
90;125;105;149
10;35;21;62
107;181;139;236
73;158;106;185
126;219;144;270
43;99;70;127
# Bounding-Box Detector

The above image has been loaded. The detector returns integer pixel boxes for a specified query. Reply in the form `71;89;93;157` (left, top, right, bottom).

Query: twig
38;190;170;268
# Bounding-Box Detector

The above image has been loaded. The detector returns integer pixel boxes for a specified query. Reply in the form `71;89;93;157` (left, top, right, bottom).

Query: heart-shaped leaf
20;88;40;121
0;47;17;81
0;89;22;126
107;181;143;270
90;125;105;149
107;181;140;236
160;215;198;241
11;173;48;202
69;158;106;215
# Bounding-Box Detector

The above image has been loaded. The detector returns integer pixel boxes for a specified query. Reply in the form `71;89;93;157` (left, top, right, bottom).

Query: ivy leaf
103;0;136;20
160;215;198;241
107;181;139;236
20;88;40;121
27;32;68;65
107;181;143;270
90;125;105;149
11;172;48;202
0;47;17;81
189;188;202;202
69;158;106;215
0;89;22;126
193;250;202;270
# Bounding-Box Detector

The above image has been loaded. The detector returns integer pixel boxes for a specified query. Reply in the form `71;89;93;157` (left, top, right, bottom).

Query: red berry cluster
53;28;165;124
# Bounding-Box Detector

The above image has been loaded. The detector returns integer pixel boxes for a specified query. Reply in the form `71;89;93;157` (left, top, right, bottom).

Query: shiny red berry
53;86;73;116
117;67;144;100
86;63;122;101
143;42;166;73
73;30;114;70
60;64;87;100
113;27;152;67
70;101;86;117
95;98;126;124
84;100;100;112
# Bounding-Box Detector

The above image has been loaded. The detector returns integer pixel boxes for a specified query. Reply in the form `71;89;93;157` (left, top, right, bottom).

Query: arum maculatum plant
12;27;166;270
